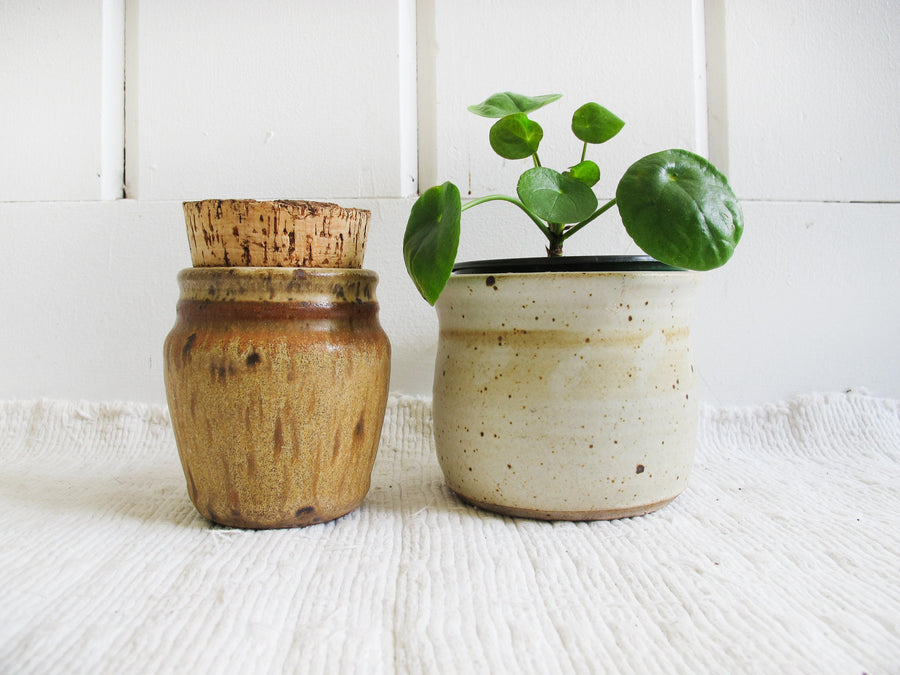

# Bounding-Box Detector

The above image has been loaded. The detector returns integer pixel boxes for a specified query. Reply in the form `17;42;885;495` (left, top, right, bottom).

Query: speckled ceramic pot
432;256;699;520
164;268;391;528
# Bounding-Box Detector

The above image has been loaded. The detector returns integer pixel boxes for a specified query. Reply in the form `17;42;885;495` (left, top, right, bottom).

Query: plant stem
546;222;565;257
561;198;617;241
461;194;553;240
532;153;542;168
580;142;587;163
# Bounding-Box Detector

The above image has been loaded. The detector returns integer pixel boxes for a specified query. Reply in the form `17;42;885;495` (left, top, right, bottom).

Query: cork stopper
183;199;370;268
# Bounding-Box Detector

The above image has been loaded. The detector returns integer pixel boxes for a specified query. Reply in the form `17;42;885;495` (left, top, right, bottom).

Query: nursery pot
164;267;391;528
432;256;699;520
183;199;370;268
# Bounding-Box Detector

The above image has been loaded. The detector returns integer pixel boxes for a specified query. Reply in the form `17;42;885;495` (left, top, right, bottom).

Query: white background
1;0;898;406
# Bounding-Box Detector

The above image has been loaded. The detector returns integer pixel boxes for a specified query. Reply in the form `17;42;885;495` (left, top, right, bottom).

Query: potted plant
403;92;743;520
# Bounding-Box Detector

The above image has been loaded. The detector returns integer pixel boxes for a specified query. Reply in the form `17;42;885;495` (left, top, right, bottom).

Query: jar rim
176;267;379;304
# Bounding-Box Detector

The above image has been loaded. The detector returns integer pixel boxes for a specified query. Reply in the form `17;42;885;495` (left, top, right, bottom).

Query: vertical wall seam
704;0;729;174
415;0;437;195
122;0;138;199
692;0;710;158
398;0;419;198
100;0;126;199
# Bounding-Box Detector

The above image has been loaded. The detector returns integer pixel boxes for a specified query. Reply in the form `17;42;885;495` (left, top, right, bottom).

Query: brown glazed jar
163;267;391;528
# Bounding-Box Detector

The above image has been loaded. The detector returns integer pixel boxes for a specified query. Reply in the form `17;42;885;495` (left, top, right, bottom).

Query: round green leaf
616;149;743;270
517;167;598;224
403;182;462;305
468;92;562;118
571;103;625;144
489;114;543;160
564;160;600;187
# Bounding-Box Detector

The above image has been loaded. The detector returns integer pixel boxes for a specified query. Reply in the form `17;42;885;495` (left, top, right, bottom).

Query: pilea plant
403;91;744;304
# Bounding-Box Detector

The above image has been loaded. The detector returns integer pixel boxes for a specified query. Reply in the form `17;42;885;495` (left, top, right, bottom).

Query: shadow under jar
164;267;391;528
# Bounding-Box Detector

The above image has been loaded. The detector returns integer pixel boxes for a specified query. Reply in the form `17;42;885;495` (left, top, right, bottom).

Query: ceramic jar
164;267;391;528
432;256;699;520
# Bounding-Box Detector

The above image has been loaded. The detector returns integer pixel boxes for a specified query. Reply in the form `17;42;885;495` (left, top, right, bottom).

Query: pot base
452;491;677;521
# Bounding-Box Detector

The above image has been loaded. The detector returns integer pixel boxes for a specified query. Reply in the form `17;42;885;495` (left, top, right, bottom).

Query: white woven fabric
1;393;898;674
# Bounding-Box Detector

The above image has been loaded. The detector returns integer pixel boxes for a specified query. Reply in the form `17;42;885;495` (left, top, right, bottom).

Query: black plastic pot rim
452;255;684;275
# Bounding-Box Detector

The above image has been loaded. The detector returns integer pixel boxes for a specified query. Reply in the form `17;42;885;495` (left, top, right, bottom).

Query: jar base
195;498;364;530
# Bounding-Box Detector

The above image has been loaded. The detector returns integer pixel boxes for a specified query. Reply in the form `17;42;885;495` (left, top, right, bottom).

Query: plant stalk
546;222;565;257
461;194;553;240
561;198;617;241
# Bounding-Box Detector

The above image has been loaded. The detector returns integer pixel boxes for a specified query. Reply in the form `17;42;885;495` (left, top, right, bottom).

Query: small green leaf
564;160;600;187
489;113;543;160
572;103;625;144
403;182;462;305
517;167;598;224
616;149;743;270
468;92;562;118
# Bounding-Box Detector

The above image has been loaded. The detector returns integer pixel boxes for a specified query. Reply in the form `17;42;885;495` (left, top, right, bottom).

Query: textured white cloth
1;393;898;674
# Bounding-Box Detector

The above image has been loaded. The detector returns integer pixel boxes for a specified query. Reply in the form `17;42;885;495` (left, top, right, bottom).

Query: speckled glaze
164;268;391;528
183;199;370;268
433;260;699;520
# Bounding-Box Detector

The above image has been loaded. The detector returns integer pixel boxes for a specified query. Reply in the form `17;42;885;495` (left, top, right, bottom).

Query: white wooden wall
1;1;898;405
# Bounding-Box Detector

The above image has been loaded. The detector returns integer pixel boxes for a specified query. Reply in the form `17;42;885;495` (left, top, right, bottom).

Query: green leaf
517;167;598;224
489;113;543;160
616;149;743;270
563;160;600;187
571;103;625;144
403;182;462;305
468;92;562;118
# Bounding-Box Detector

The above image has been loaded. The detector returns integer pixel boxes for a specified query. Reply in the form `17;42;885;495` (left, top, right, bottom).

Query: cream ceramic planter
432;256;699;520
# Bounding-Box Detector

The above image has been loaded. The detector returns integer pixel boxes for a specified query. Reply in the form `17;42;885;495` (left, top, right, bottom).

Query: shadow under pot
432;255;699;521
164;267;391;528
